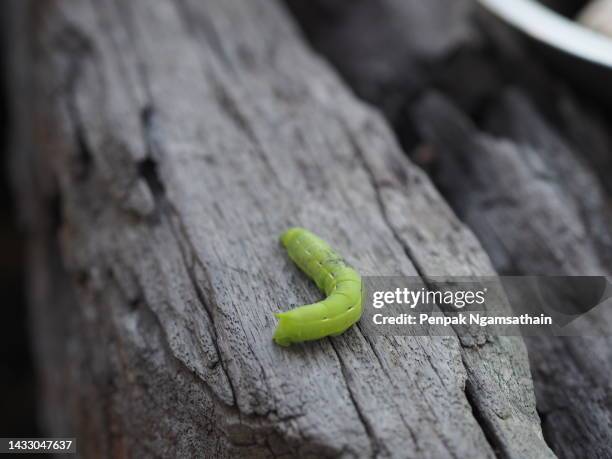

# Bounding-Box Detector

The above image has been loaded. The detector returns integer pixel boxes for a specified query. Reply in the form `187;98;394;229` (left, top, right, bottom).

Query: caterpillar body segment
274;228;363;346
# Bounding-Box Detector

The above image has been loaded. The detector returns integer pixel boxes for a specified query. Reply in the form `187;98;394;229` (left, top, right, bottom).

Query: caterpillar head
280;227;304;248
272;312;294;347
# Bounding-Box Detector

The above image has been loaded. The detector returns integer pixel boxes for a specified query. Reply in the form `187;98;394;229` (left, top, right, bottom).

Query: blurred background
0;23;39;436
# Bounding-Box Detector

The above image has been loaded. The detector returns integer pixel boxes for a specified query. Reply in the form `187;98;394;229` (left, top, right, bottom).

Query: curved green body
273;228;362;346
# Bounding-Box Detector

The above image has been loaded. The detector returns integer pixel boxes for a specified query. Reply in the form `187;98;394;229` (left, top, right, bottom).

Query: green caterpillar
273;228;363;346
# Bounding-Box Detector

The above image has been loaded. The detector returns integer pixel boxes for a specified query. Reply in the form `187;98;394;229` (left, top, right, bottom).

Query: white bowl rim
479;0;612;69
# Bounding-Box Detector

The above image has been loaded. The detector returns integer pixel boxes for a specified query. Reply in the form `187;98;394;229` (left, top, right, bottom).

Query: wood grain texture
287;2;612;457
413;90;612;459
9;0;551;457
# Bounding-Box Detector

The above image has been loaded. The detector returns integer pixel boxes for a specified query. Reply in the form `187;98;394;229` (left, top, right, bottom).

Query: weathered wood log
554;90;612;196
287;2;612;457
287;0;612;171
413;90;612;459
7;0;554;457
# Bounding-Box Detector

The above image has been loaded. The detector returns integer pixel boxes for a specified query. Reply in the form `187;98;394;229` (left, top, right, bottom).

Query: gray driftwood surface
287;1;612;458
6;0;555;458
413;90;612;459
